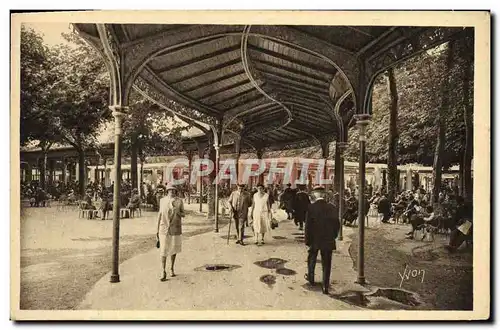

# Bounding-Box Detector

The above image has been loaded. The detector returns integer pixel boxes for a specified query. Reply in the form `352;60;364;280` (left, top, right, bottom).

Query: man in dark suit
294;185;311;230
280;183;295;220
305;186;340;294
228;184;252;245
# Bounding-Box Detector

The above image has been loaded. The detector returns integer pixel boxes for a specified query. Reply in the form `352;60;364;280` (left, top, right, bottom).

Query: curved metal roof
73;23;468;153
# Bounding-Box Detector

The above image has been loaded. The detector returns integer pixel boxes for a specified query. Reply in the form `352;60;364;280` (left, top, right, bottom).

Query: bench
80;209;99;219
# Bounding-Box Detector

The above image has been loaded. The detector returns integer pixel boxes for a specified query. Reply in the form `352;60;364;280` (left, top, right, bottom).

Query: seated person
445;220;472;252
127;188;141;211
445;202;473;252
82;189;96;210
405;205;436;239
99;190;112;220
343;196;358;226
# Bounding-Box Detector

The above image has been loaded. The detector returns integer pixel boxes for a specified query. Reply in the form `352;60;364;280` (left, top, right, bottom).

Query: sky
22;22;73;47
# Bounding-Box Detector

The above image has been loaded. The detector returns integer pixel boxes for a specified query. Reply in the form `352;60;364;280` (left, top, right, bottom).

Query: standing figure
377;193;392;223
156;183;185;282
304;186;340;295
294;185;311;230
251;184;272;245
228;184;252;245
280;183;295;220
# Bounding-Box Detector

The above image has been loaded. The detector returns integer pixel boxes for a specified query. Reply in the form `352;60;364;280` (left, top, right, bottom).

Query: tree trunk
41;151;48;190
78;149;86;197
432;41;454;203
458;156;465;196
386;68;399;203
139;159;144;198
130;134;138;191
462;47;473;204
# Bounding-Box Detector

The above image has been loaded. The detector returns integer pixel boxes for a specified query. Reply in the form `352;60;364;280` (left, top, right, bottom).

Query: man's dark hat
238;183;246;188
286;183;291;187
256;183;265;188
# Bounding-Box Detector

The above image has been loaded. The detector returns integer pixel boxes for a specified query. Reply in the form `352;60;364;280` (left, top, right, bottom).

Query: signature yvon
398;264;425;288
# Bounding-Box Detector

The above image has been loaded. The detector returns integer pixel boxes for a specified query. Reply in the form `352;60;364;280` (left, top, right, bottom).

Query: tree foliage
20;25;60;147
49;32;111;151
122;91;185;162
345;39;474;169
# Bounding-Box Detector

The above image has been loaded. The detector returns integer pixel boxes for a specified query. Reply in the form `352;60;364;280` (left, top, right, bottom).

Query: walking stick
227;209;233;245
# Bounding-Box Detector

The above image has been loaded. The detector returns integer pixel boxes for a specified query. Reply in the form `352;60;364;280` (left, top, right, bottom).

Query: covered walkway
73;21;471;285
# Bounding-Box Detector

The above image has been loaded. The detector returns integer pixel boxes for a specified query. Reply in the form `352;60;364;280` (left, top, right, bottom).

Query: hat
256;183;265;188
312;185;326;192
286;183;291;187
132;188;138;193
238;184;246;188
165;183;177;192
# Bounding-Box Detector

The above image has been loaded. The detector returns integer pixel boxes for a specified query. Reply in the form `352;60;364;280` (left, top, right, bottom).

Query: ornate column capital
354;114;372;141
110;106;129;135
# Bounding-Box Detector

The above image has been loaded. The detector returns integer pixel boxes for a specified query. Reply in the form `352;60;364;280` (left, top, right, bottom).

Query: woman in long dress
156;183;185;281
251;184;272;245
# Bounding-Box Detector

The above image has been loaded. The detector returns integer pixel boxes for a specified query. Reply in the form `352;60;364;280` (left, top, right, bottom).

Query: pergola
73;22;471;284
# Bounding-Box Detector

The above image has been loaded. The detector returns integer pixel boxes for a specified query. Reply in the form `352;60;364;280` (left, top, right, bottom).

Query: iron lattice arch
74;23;470;150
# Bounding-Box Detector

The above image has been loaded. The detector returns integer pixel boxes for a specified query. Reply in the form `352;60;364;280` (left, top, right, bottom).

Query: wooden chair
120;208;131;218
130;207;141;218
414;223;437;242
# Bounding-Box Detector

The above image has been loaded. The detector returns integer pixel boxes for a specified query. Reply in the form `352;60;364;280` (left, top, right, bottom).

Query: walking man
228;184;252;245
294;184;311;230
304;186;340;294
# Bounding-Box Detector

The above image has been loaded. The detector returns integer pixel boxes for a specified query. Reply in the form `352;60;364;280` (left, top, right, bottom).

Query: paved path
77;217;365;311
20;202;219;310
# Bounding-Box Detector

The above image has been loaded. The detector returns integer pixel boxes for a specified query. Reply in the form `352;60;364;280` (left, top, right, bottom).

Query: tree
432;40;455;203
20;26;66;189
122;91;185;191
47;32;111;195
460;35;474;203
386;68;399;202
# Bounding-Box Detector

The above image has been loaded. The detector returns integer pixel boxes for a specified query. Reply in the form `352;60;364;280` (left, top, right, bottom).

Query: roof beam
180;70;246;93
166;58;242;85
253;59;330;83
238;103;279;119
198;79;251;101
121;25;196;49
356;26;399;57
223;95;267;114
291;114;332;131
259;71;329;95
247;44;337;76
256;67;329;91
156;44;241;74
267;82;324;101
245;112;284;128
284;26;356;55
210;88;261;108
245;104;282;119
288;104;331;122
285;124;319;139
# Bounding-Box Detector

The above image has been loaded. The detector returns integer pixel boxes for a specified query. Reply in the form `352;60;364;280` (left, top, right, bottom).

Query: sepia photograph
10;10;490;320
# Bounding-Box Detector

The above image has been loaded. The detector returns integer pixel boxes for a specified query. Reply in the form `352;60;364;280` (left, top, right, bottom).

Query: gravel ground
19;207;227;310
348;224;473;310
